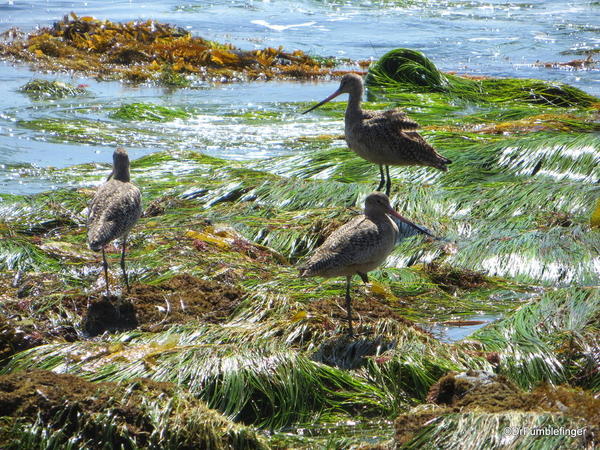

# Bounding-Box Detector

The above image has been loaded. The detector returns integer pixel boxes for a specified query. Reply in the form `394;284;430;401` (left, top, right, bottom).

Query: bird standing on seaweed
300;192;434;336
303;73;451;195
87;147;141;296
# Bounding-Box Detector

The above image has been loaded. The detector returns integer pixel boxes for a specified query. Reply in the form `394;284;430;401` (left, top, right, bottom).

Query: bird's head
364;192;436;238
112;147;131;182
364;192;394;216
337;73;363;95
302;73;364;114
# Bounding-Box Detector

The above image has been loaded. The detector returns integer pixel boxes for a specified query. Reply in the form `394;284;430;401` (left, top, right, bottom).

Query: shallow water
0;0;598;195
431;313;501;343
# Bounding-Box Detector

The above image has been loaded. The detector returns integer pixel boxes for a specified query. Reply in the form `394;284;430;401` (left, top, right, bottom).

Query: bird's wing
381;108;420;129
88;183;140;221
303;216;388;274
398;129;436;151
87;182;141;246
350;116;436;164
363;108;420;130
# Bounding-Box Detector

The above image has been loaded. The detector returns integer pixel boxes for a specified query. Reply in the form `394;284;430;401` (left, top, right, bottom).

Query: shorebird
302;73;451;195
300;192;434;336
87;147;142;296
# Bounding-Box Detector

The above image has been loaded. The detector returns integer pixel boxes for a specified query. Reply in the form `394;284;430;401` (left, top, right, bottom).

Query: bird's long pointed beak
301;89;343;114
106;170;114;181
387;207;436;238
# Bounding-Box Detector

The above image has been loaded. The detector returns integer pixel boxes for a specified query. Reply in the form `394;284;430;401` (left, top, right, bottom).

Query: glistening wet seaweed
0;42;598;448
366;48;599;107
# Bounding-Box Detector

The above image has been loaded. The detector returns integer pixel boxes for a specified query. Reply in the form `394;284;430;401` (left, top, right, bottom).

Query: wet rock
395;371;600;446
81;296;137;337
0;314;45;364
421;262;487;292
128;274;244;331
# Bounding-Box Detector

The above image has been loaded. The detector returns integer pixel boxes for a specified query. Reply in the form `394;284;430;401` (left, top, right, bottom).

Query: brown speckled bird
87;147;141;296
300;192;433;336
302;73;451;195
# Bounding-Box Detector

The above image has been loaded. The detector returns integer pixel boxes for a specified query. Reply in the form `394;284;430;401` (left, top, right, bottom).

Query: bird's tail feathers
87;227;108;252
432;154;451;171
88;239;103;252
298;266;311;277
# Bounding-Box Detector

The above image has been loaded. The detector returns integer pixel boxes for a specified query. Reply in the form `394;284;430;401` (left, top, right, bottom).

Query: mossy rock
18;79;89;100
366;48;449;91
396;371;598;448
0;370;268;449
366;48;598;107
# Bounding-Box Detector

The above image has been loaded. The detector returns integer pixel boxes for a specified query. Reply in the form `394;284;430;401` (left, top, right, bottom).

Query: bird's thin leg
376;165;385;191
120;235;130;293
345;275;354;337
358;272;369;284
385;165;392;197
101;247;110;297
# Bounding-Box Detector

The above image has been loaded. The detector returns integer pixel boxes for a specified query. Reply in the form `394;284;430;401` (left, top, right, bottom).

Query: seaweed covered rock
129;273;245;331
79;274;244;334
0;314;44;364
0;370;268;449
426;371;533;410
19;79;89;100
0;13;334;84
311;334;396;370
305;289;416;332
81;295;138;336
420;262;487;293
366;48;449;91
366;48;599;107
395;371;599;447
110;102;191;122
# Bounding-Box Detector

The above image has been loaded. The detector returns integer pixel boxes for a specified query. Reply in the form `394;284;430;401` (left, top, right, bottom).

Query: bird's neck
113;166;130;182
345;89;362;120
364;209;387;221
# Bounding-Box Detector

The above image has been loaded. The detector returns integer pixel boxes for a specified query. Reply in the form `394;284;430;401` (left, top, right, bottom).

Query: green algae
4;331;390;429
367;48;449;91
403;412;590;449
395;373;599;448
2;141;596;441
110;102;191;122
0;236;60;272
17;118;124;144
366;48;599;107
1;138;598;446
